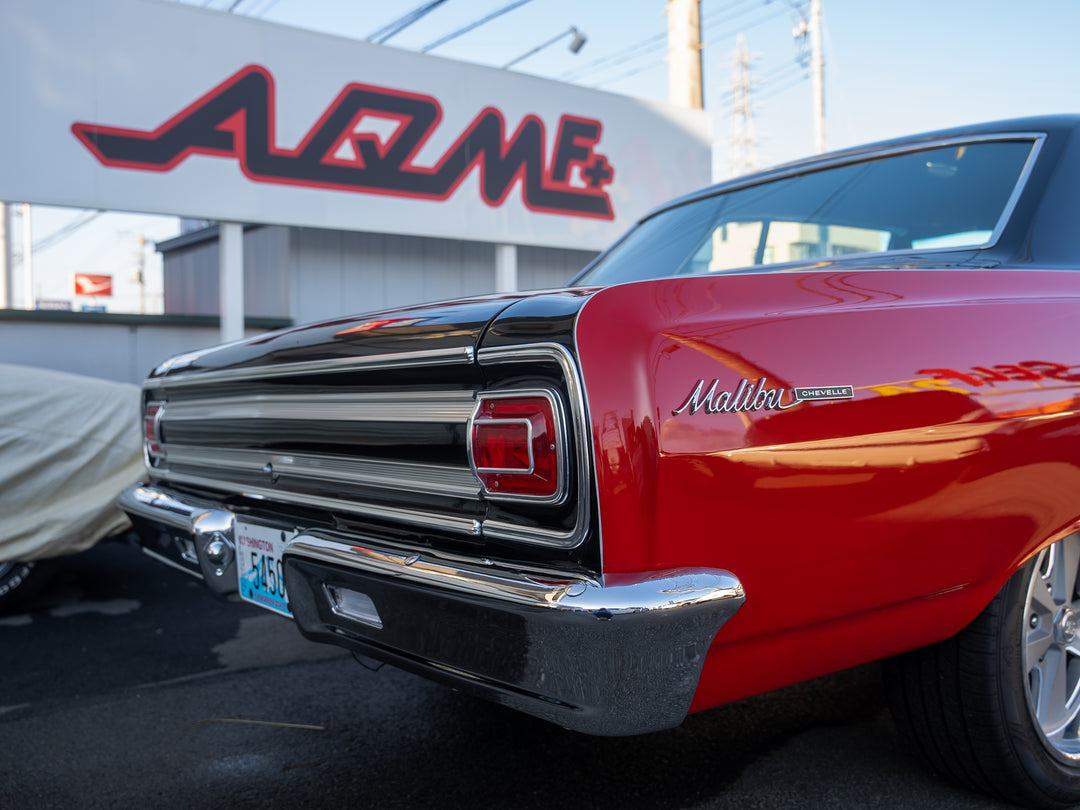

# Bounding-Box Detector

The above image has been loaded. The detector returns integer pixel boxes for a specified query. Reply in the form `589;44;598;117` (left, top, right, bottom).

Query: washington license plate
235;520;296;618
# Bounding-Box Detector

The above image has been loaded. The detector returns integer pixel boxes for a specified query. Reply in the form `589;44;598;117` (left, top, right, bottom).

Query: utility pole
135;234;147;315
809;0;825;153
730;34;758;177
0;203;11;309
666;0;703;109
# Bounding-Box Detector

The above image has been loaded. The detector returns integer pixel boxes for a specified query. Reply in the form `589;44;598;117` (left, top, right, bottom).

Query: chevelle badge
672;378;854;415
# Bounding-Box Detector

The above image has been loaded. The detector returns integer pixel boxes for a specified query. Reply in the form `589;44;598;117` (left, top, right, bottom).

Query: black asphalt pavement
1;540;1014;809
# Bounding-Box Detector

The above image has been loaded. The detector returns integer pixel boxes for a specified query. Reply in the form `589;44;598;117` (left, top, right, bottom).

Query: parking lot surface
1;541;1014;809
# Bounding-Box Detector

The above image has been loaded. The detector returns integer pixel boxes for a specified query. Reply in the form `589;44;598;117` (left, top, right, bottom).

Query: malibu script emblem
673;378;854;415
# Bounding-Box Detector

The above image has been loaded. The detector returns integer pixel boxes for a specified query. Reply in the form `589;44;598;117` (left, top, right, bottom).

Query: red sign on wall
74;273;113;297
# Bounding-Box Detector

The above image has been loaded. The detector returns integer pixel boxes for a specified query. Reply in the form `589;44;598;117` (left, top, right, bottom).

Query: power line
568;1;787;89
591;58;664;88
366;0;451;44
32;210;105;254
703;4;790;43
756;72;808;103
559;33;665;82
713;61;805;107
704;0;773;27
420;0;533;53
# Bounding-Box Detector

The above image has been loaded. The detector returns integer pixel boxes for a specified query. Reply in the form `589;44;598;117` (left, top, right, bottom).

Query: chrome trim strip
285;534;742;616
162;444;480;499
287;535;595;607
144;346;476;391
153;471;483;537
988;134;1045;248
162;390;477;425
475;344;592;548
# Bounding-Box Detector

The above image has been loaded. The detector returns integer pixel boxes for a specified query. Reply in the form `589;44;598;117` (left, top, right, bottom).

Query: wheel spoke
1056;537;1080;605
1063;655;1080;729
1028;628;1054;669
1036;646;1071;728
1041;543;1058;585
1030;576;1059;615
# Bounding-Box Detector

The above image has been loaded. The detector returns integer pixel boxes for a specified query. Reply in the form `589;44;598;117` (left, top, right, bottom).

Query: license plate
235;520;296;618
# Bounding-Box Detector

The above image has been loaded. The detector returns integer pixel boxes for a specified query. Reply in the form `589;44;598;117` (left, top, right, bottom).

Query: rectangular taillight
469;391;566;502
144;401;164;458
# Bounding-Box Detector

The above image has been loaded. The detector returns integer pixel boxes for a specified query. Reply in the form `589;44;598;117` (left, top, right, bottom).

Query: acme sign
71;64;615;220
673;378;854;415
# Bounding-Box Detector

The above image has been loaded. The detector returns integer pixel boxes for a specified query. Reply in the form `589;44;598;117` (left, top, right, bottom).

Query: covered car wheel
884;533;1080;809
0;560;52;614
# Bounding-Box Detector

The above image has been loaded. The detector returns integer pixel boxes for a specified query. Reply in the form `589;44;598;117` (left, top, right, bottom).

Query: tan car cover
0;363;143;561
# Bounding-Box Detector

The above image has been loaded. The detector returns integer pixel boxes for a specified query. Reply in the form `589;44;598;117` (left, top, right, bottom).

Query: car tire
0;560;53;614
883;533;1080;809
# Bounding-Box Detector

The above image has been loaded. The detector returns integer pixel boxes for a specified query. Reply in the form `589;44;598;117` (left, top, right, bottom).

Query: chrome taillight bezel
467;388;569;505
143;400;166;465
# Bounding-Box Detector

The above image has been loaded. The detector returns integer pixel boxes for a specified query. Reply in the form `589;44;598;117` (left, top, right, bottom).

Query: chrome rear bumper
119;482;746;735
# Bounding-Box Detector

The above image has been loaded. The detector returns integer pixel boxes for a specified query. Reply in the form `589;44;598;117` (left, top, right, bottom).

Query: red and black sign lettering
71;65;615;219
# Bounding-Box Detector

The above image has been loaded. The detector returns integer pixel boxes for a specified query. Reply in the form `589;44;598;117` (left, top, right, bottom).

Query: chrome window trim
151;471;483;537
161;444;481;499
636;132;1047;272
144;346;476;391
162;390;477;425
476;344;591;549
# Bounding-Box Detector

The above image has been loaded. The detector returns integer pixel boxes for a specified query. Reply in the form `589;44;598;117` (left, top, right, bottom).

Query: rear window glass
575;139;1035;286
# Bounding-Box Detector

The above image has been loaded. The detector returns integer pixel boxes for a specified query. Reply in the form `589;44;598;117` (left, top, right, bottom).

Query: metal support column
19;203;32;310
0;203;11;309
219;222;244;342
495;243;518;293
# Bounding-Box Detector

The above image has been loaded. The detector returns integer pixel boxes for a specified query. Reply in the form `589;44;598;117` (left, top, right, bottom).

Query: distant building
157;224;598;326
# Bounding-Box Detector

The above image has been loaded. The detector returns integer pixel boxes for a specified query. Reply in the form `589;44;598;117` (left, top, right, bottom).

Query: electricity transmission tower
729;33;758;177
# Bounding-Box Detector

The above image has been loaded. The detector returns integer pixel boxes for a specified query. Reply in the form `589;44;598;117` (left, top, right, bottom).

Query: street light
501;25;587;70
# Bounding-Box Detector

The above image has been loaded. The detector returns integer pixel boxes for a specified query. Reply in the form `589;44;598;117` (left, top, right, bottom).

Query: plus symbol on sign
583;156;613;188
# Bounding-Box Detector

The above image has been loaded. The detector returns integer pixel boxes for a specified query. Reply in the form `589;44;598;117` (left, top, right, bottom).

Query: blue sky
251;0;1080;170
22;0;1080;311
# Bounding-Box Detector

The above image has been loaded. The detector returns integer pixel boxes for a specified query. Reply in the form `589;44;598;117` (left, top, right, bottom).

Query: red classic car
121;115;1080;808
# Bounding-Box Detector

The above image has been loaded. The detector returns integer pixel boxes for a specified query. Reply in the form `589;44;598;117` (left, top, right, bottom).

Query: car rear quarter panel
575;269;1080;707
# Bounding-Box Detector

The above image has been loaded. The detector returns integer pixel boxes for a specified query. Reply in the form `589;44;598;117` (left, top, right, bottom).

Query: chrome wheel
1025;536;1080;761
885;538;1080;808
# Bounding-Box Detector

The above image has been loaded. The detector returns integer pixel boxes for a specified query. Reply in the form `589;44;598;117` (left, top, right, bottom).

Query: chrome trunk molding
163;444;480;499
162;390;477;424
158;469;484;536
145;346;476;390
